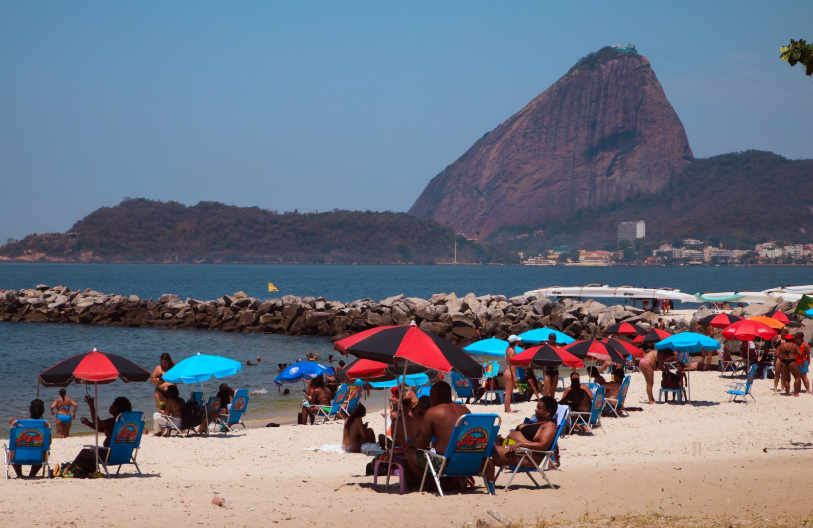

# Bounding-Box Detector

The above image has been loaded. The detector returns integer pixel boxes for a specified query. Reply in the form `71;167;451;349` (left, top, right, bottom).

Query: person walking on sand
777;334;801;396
796;333;811;395
639;348;676;404
503;335;521;413
50;389;78;438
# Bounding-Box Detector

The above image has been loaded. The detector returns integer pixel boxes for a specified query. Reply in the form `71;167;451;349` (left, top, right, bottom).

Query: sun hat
508;335;521;343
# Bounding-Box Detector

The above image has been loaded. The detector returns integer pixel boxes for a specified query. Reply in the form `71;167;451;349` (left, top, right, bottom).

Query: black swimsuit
519;422;543;441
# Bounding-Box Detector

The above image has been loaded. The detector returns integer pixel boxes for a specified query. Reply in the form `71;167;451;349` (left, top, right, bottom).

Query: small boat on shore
524;284;813;305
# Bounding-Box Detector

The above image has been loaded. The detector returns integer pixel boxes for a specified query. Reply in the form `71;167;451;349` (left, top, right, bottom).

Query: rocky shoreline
0;285;805;344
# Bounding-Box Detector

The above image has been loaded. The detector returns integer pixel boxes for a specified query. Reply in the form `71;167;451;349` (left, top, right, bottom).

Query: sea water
1;263;810;435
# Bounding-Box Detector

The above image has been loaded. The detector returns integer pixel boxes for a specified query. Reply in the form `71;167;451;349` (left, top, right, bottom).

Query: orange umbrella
748;315;785;330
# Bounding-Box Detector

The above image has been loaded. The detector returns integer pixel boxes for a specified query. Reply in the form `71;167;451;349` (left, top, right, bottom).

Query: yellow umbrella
749;315;786;330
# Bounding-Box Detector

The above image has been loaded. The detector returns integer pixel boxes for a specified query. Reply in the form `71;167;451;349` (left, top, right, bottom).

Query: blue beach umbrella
354;373;430;388
655;332;722;354
273;361;334;386
518;327;576;346
463;338;524;357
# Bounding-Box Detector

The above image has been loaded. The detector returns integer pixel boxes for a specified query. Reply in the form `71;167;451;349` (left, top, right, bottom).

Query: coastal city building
617;221;645;242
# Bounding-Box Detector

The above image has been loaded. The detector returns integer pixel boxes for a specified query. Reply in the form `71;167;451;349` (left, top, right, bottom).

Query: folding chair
4;419;51;479
419;414;501;496
450;371;475;404
570;386;605;434
220;389;250;431
603;376;631;417
727;364;757;403
97;412;146;478
482;361;505;405
718;349;743;377
314;384;350;424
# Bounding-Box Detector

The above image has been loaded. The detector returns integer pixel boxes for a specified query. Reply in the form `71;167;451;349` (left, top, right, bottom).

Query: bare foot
648;401;656;405
504;410;518;414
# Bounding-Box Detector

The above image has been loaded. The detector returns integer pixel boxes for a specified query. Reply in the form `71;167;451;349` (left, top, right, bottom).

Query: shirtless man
405;382;470;480
639;348;677;404
559;376;592;415
777;334;801;396
301;375;331;424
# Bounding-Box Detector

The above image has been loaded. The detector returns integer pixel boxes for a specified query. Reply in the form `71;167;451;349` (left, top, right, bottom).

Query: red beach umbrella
333;325;401;355
632;335;645;345
602;322;647;336
697;313;742;329
642;328;674;344
722;320;777;341
562;340;626;364
336;358;428;383
510;345;584;369
765;311;790;325
601;337;645;359
39;348;151;387
336;325;484;378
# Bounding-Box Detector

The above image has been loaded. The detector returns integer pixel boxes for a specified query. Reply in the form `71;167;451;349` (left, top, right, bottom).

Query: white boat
524;284;813;305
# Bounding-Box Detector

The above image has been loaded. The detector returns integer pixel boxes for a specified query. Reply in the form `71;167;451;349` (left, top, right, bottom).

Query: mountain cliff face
409;47;693;238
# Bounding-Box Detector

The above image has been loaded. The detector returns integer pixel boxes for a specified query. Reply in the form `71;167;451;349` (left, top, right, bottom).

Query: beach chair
418;414;501;497
482;361;505;405
220;389;250;431
727;364;757;403
718;349;743;377
570;387;605;435
342;386;363;417
495;407;570;490
314;384;350;423
4;419;52;480
450;371;475;404
97;412;145;478
603;376;631;417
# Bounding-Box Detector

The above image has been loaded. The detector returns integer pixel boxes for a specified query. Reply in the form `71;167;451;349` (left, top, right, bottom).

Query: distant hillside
499;150;813;252
0;199;517;264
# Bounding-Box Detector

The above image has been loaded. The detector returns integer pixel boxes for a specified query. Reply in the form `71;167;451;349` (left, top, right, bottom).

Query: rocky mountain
0;199;517;264
409;46;693;239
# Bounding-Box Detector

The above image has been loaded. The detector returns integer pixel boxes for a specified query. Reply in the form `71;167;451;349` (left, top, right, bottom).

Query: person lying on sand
342;403;376;453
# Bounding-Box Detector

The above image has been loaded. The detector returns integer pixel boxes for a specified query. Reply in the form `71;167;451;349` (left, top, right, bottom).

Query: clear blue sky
1;1;811;244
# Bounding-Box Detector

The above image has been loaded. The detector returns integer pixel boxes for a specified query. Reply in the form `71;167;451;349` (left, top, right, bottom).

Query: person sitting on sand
74;396;132;476
300;375;331;424
410;396;432;439
50;389;78;439
8;399;46;478
379;398;417;450
484;396;559;488
342;403;376;453
559;375;592;416
153;385;184;436
405;382;470;479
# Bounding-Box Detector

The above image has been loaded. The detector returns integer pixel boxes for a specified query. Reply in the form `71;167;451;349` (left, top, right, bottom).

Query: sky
1;1;811;244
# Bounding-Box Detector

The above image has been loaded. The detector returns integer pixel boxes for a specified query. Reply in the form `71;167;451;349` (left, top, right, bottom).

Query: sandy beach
4;370;813;527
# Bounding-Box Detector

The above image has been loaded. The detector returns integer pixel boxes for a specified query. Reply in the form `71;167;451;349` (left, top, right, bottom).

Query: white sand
4;371;813;527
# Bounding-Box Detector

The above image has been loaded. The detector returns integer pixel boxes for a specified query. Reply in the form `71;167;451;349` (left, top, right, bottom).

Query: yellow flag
268;283;279;292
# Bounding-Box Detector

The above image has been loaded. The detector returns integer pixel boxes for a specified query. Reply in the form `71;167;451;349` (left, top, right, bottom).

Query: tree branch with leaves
779;39;813;77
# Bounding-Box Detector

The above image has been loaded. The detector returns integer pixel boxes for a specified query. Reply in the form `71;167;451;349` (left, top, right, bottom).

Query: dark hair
112;397;132;414
166;385;180;399
160;353;175;369
219;383;231;393
429;381;452;405
310;375;325;389
540;396;558;417
587;366;599;377
59;388;66;397
343;402;366;434
416;395;431;410
571;377;580;388
570;370;580;379
338;360;346;367
29;399;45;419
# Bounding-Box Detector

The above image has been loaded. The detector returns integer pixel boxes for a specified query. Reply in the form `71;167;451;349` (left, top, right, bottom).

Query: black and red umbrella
697;313;742;329
562;339;626;364
765;311;790;325
333;326;400;355
632;335;645;345
39;348;151;387
642;328;674;344
335;358;428;383
510;345;584;369
602;322;647;336
601;338;645;359
336;325;483;378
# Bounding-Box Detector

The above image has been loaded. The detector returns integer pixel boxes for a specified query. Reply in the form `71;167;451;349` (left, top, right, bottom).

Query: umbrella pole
384;360;408;489
94;383;99;474
201;381;209;435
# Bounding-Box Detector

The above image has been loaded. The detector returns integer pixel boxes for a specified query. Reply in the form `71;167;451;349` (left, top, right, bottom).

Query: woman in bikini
639;348;676;404
503;336;521;413
151;353;176;406
50;389;78;438
777;334;801;396
342;403;376;453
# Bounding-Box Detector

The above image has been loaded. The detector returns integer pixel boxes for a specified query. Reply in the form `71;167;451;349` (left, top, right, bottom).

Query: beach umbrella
463;337;524;357
562;340;626;364
38;348;150;473
748;316;786;330
163;353;243;434
602;322;646;336
721;320;777;341
697;313;743;329
336;325;483;378
642;328;674;344
353;373;430;388
601;338;645;359
765;311;790;325
273;361;333;386
510;345;584;369
332;325;401;354
632;335;645;345
654;332;722;353
335;358;427;383
517;327;576;345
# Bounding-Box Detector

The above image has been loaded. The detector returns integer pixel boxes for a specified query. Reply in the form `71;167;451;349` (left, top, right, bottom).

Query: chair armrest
513;447;553;456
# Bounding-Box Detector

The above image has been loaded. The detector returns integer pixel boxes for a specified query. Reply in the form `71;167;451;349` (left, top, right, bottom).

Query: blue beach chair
727;364;757;403
418;414;501;496
343;386;363;416
450;371;475;404
603;376;631;417
315;384;350;423
221;389;250;431
570;386;606;435
482;361;505;405
97;412;145;478
4;419;52;479
495;407;570;490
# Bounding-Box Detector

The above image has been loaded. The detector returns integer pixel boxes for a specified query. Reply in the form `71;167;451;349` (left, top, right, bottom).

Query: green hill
497;150;813;252
0;199;517;264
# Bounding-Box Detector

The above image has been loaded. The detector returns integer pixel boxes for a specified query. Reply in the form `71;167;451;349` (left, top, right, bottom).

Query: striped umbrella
601;338;645;359
602;321;647;336
642;328;674;344
562;339;626;364
765;311;790;325
510;345;584;369
697;313;742;329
